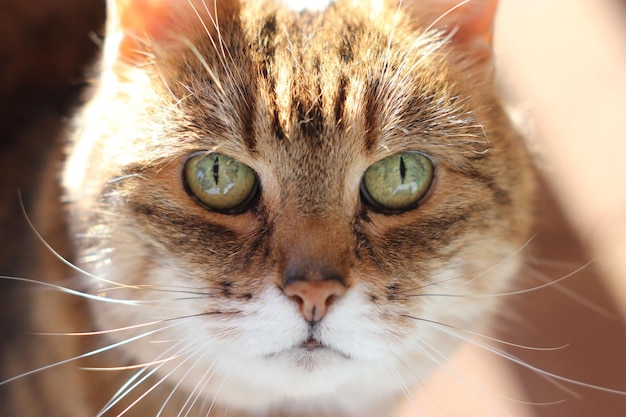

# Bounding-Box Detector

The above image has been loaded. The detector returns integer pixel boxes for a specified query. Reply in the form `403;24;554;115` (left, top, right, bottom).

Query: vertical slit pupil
399;156;406;184
213;156;220;184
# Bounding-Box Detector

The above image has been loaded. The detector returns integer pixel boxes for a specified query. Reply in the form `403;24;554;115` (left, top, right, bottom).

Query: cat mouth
300;337;325;351
265;337;350;360
297;338;351;359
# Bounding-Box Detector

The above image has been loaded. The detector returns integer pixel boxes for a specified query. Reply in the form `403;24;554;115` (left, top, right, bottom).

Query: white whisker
521;263;616;318
35;320;168;337
420;0;471;37
415;317;626;397
81;356;179;372
386;350;427;416
0;275;141;306
406;316;570;352
199;368;231;417
174;351;223;417
417;261;594;300
378;0;404;101
402;235;536;297
181;38;225;96
1;324;178;387
18;193;148;291
98;339;199;416
418;338;513;417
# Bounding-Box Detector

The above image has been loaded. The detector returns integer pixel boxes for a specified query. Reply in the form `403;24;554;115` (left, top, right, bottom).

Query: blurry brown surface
495;0;626;413
0;0;105;140
497;0;626;412
0;0;105;407
497;0;626;304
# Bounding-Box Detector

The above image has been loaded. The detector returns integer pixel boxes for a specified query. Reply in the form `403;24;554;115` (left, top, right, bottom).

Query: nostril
282;279;346;323
325;293;341;309
288;293;305;309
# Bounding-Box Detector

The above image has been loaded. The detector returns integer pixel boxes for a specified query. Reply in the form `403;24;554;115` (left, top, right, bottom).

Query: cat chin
203;352;404;415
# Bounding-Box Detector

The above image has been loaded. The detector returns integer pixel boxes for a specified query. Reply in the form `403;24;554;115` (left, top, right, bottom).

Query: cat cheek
316;284;398;360
231;286;311;356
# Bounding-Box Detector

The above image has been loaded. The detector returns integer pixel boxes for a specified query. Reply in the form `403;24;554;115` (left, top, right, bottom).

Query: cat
1;0;540;415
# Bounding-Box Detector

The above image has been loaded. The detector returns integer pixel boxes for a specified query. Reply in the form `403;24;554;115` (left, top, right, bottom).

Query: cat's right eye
361;152;434;212
184;152;258;212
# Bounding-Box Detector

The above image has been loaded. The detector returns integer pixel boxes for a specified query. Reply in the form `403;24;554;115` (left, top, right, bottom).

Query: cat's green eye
184;153;258;212
361;152;433;212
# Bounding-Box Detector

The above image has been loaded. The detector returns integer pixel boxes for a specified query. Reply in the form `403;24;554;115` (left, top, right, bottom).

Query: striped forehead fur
107;0;492;174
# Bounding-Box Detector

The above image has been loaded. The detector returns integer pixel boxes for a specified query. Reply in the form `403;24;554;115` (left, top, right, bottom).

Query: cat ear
103;0;235;67
405;0;498;55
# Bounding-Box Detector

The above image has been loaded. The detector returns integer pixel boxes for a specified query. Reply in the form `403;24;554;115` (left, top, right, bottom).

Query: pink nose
283;279;346;323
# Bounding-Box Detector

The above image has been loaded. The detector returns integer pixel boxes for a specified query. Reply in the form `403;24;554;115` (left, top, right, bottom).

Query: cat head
63;0;533;413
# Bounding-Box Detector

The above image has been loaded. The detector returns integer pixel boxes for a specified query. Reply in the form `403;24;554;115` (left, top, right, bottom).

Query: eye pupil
213;156;220;184
184;152;258;212
361;152;433;212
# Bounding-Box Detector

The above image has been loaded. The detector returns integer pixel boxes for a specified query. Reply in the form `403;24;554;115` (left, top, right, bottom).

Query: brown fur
3;0;534;415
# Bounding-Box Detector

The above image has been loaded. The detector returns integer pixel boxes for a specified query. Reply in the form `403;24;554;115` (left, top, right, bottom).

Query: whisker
414;261;593;300
98;339;199;416
175;351;224;417
448;236;536;292
155;349;213;416
523;257;587;270
205;0;248;102
396;235;535;298
387;349;429;416
421;337;569;410
199;367;231;417
415;318;580;400
186;0;247;103
0;274;227;307
408;315;626;397
403;316;569;352
521;263;616;318
379;0;404;100
180;38;225;96
466;261;592;298
107;174;141;185
18;192;143;290
0;275;140;306
418;338;513;417
420;0;472;37
98;284;217;297
1;323;179;386
81;357;177;372
34;320;173;337
98;365;164;417
107;371;172;416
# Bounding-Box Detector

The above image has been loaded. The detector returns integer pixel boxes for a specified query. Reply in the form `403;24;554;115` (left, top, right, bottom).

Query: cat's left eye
361;152;433;212
184;152;258;212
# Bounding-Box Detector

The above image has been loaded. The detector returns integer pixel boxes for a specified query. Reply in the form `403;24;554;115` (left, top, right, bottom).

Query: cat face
62;0;533;413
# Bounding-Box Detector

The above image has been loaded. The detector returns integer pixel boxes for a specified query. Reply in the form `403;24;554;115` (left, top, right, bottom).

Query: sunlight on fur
1;0;625;416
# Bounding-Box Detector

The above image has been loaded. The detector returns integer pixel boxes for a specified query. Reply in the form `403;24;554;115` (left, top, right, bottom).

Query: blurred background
0;0;625;416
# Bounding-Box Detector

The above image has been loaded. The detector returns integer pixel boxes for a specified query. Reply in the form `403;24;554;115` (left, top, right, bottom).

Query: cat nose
282;270;346;323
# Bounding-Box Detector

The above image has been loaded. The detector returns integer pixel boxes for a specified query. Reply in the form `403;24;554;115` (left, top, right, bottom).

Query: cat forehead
132;0;491;170
168;41;418;153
